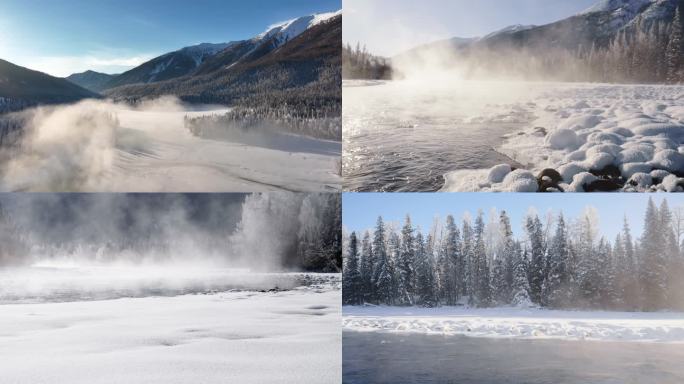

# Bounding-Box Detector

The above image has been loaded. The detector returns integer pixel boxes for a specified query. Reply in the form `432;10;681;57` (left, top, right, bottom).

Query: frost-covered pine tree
526;214;545;305
641;198;669;310
371;216;393;305
462;216;475;305
387;230;402;305
342;232;363;305
474;211;492;307
511;242;532;307
499;211;516;303
444;215;462;305
414;231;436;307
397;215;415;305
360;231;374;304
544;213;570;308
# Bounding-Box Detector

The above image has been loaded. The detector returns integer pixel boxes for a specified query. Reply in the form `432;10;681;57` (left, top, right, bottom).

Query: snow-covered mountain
258;10;342;47
398;0;679;58
85;10;341;91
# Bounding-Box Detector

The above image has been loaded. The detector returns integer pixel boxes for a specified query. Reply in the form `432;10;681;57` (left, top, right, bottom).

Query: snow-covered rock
487;164;512;183
546;128;579;150
501;169;538;192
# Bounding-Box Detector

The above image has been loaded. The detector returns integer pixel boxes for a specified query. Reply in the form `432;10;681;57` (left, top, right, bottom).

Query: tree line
342;43;392;80
343;198;684;311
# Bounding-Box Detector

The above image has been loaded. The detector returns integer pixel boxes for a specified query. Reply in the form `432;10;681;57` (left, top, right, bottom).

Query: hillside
388;0;684;83
0;58;100;112
66;70;117;92
105;14;342;114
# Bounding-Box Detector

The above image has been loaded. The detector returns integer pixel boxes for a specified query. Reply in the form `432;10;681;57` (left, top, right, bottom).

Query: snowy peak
258;10;341;45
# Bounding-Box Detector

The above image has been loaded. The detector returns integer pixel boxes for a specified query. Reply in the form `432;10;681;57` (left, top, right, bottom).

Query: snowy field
0;268;341;384
1;101;341;192
343;306;684;343
440;81;684;192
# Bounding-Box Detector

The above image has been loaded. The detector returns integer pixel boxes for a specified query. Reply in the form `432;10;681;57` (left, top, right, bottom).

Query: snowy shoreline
343;306;684;343
0;277;341;384
427;82;684;192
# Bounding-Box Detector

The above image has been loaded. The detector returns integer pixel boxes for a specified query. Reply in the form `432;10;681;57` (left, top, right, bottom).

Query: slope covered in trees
343;198;684;311
0;59;99;112
356;0;684;83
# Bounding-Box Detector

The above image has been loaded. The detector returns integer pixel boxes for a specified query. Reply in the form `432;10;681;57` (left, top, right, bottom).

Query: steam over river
342;80;526;192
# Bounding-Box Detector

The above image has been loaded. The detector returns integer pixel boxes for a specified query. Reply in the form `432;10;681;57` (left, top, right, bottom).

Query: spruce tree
414;231;436;307
343;232;363;305
360;231;374;304
545;213;570;308
474;211;492;307
526;214;545;305
397;215;416;305
372;216;393;305
511;242;532;307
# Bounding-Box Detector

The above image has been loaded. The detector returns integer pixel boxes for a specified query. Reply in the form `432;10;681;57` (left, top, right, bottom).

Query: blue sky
344;0;599;56
343;193;684;243
0;0;340;76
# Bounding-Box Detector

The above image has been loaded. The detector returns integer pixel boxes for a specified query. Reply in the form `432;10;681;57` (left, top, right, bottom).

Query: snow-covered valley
343;306;684;343
343;80;684;192
0;268;341;384
1;100;341;192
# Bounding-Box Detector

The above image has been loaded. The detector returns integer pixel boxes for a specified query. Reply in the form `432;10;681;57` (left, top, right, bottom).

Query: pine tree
511;242;532;307
641;198;668;310
414;231;436;307
526;214;545;305
444;215;462;305
372;216;393;305
343;232;363;305
544;213;570;308
360;231;374;304
462;217;475;304
397;215;416;305
666;2;684;83
474;211;492;307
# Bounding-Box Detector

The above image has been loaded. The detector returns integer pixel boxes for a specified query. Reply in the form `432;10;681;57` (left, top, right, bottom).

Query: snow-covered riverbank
0;271;341;384
343;306;684;343
435;82;684;192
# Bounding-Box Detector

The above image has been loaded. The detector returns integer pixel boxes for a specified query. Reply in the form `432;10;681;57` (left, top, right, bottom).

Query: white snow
0;269;341;384
258;10;341;44
1;101;341;192
440;81;684;192
343;306;684;343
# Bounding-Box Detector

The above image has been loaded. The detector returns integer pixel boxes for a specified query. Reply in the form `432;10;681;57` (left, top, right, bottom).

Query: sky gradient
344;0;600;56
343;193;684;244
0;0;340;77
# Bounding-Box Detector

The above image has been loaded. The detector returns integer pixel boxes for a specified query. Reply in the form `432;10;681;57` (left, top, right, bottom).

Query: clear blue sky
0;0;340;76
343;193;684;243
344;0;599;56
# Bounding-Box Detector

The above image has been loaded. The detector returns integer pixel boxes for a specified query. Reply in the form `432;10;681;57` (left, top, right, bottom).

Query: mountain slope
98;10;341;92
105;14;342;110
66;70;116;92
101;42;233;90
0;59;100;105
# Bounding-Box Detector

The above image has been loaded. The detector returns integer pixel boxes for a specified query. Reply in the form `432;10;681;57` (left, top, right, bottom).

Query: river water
343;331;684;384
342;81;530;192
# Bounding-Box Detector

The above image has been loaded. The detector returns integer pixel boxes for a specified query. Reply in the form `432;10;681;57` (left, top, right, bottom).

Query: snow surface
343;306;684;343
2;103;341;192
440;81;684;192
259;10;341;43
0;270;341;384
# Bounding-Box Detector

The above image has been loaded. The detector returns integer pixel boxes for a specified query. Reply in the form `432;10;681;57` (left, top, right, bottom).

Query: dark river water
342;81;528;192
343;331;684;384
